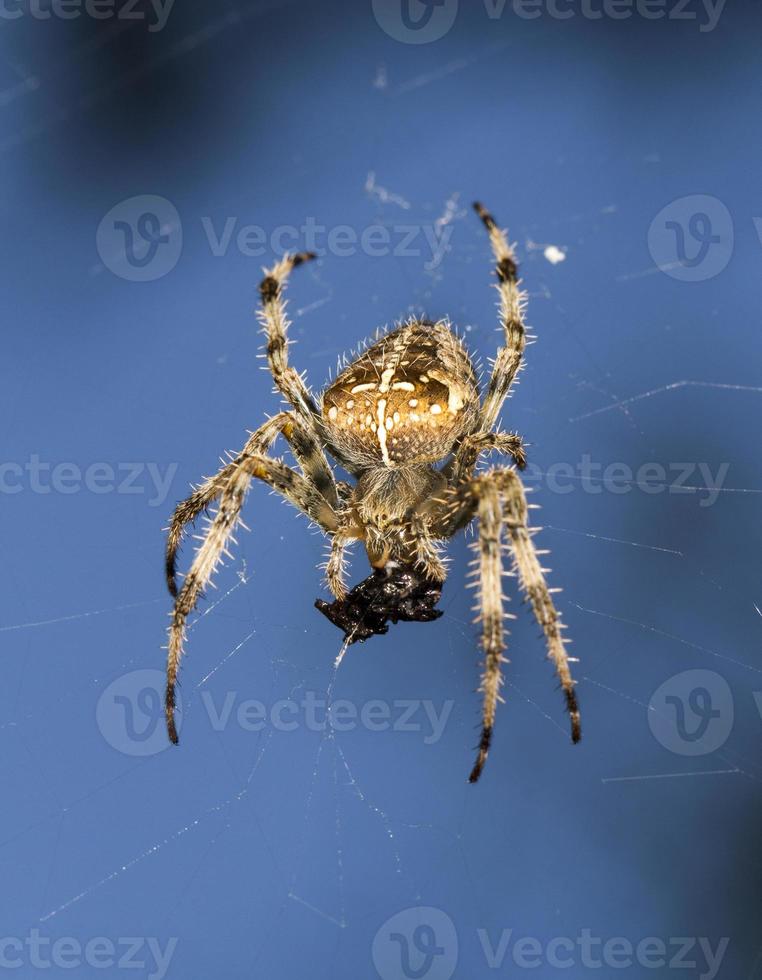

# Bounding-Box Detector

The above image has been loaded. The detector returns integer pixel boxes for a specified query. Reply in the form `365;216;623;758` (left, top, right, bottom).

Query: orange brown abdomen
322;319;479;468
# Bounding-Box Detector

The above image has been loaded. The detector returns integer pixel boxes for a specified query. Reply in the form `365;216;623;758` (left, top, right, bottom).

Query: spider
164;202;581;782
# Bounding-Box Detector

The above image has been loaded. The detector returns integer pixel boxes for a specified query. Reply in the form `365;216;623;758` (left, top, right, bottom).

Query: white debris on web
372;64;388;91
364;171;411;210
543;244;567;265
434;192;468;231
526;238;567;265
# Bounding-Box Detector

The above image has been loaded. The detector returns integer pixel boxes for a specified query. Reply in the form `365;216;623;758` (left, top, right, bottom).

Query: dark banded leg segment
258;252;319;424
166;453;339;743
473;202;528;433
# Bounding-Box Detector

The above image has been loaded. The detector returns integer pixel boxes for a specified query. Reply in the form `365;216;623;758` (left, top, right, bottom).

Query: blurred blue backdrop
1;0;761;977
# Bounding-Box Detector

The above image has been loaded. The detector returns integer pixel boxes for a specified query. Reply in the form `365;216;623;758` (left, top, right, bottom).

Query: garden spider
164;202;580;782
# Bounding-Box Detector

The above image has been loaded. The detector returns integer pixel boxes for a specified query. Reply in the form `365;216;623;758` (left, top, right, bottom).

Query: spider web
2;3;761;978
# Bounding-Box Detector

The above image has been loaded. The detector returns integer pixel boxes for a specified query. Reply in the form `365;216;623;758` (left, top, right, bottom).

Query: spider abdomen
322;319;479;467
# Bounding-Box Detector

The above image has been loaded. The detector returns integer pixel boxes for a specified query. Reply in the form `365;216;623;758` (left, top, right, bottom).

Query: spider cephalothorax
164;202;581;782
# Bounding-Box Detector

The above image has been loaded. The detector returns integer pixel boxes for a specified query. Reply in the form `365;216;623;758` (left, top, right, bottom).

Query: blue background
1;0;761;977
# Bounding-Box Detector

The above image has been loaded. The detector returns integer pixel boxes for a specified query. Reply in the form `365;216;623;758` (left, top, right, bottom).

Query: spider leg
499;467;581;747
428;474;510;782
165;412;338;596
469;478;509;783
472;202;528;433
259;248;361;479
258;252;321;426
433;466;579;782
166;453;340;743
408;514;448;583
325;528;355;600
444;431;526;485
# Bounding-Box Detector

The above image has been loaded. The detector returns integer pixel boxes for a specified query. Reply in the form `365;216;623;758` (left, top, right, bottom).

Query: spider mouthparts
315;565;444;645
